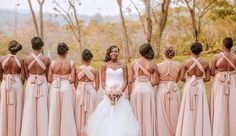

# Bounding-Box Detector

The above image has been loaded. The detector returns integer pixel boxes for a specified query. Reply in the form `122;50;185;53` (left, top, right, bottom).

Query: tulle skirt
176;76;211;136
87;96;140;136
210;72;236;136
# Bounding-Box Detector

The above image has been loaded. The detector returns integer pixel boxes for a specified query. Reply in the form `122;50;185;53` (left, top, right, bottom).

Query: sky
0;0;144;16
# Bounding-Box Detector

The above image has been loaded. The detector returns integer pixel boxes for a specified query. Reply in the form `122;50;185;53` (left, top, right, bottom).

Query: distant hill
0;8;139;35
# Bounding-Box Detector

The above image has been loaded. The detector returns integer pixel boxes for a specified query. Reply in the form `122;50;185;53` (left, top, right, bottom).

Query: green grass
82;55;213;98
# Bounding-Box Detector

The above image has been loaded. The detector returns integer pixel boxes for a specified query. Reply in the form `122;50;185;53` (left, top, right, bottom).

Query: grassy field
87;55;214;98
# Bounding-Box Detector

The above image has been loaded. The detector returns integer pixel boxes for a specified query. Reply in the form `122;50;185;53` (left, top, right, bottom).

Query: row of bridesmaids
0;36;235;136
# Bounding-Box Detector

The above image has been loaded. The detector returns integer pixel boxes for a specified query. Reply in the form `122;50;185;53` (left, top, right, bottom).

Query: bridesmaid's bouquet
105;85;122;105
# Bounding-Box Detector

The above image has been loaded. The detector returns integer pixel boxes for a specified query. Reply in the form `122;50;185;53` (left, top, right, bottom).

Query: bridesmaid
156;46;181;136
210;37;236;136
21;37;50;136
129;43;157;136
48;43;77;136
0;40;25;136
75;49;99;136
176;42;211;136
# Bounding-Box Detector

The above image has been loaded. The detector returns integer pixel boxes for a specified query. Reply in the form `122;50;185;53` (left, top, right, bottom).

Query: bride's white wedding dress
87;68;140;136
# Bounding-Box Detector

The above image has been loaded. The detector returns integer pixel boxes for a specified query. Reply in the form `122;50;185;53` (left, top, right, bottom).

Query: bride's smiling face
110;47;119;60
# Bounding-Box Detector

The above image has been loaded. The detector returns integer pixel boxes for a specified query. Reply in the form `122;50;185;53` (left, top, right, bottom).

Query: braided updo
57;42;69;56
164;46;175;59
8;40;22;54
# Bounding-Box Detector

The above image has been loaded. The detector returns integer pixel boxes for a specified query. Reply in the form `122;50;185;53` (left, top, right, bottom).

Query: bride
86;45;140;136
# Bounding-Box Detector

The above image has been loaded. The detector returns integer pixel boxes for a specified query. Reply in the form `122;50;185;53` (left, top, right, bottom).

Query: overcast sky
0;0;144;16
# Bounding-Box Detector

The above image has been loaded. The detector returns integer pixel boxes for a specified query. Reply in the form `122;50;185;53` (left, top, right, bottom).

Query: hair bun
164;46;175;59
57;42;69;55
8;40;22;53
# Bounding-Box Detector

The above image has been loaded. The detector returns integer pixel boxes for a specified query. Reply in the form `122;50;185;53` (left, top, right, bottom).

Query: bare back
52;60;73;75
133;58;156;76
215;52;236;72
0;55;22;75
24;53;50;76
185;58;208;77
180;57;210;82
157;60;181;82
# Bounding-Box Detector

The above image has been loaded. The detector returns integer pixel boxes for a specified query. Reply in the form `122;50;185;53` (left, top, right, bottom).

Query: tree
27;0;45;39
117;0;131;63
143;0;153;43
183;0;216;42
53;0;83;56
153;0;172;58
129;0;146;34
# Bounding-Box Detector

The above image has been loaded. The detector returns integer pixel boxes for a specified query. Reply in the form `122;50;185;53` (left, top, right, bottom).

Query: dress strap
2;54;21;69
160;61;176;80
187;57;205;73
28;54;46;70
78;65;95;81
134;59;151;77
220;52;236;70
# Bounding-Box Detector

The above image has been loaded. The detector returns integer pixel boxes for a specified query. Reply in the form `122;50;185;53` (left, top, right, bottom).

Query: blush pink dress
210;52;236;136
0;55;23;136
48;61;77;136
130;60;156;136
156;60;181;136
176;57;211;136
75;65;97;136
21;54;49;136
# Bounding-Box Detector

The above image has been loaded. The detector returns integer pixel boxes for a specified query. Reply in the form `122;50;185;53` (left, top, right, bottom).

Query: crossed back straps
28;54;46;71
187;57;205;74
216;52;236;70
1;54;21;69
159;60;177;81
133;59;151;78
77;65;95;81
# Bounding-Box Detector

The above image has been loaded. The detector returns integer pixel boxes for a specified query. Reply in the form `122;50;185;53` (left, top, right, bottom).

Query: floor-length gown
210;52;236;136
0;55;23;136
48;61;77;136
156;60;180;136
21;54;48;136
87;67;140;136
75;65;97;136
130;60;156;136
176;57;211;136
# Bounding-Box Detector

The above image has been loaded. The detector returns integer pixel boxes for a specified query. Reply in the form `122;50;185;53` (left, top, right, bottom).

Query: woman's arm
204;63;211;82
128;63;134;95
94;69;100;91
20;59;26;84
74;68;79;89
176;63;182;82
101;63;106;90
121;65;128;92
47;64;53;84
210;55;217;77
70;63;76;84
0;57;3;82
23;57;29;79
180;62;187;82
151;63;158;86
